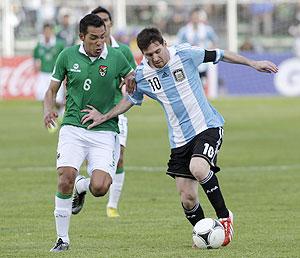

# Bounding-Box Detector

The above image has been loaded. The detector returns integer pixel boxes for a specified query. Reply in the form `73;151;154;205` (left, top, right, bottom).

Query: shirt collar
39;35;56;47
79;42;108;59
110;36;119;48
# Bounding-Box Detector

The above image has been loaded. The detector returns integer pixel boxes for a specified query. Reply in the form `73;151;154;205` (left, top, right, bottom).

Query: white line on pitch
1;164;300;173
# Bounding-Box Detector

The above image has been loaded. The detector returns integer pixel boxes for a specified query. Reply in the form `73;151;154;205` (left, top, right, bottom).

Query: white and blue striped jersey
129;43;225;149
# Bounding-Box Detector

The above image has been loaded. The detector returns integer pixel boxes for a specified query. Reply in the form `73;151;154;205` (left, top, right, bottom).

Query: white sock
54;196;72;244
107;172;125;209
76;177;90;194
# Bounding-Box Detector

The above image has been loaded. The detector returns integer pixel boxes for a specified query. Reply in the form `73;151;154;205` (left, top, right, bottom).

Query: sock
199;170;229;219
54;193;72;244
76;177;90;194
182;202;205;226
107;169;125;209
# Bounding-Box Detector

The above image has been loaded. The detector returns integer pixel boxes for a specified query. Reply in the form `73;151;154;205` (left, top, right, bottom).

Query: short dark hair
43;23;53;29
79;13;106;35
137;27;164;52
91;6;112;21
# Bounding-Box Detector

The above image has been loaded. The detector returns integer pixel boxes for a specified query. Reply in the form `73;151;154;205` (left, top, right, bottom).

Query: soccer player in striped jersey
44;14;134;252
80;27;278;247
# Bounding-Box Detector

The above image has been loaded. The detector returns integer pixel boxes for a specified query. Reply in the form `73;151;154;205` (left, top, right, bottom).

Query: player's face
95;12;112;37
44;27;53;41
80;25;106;57
143;41;170;69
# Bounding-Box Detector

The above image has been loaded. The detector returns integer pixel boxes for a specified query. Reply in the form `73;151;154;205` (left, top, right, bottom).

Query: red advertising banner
0;56;37;99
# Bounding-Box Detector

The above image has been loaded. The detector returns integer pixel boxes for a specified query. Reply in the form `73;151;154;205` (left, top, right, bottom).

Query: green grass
0;97;299;258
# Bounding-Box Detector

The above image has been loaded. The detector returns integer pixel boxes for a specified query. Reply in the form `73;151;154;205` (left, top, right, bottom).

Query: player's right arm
43;80;61;128
81;97;134;130
43;49;67;128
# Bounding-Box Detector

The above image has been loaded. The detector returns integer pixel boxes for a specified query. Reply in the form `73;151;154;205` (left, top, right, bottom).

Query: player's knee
189;157;210;181
90;171;112;197
90;183;110;197
57;168;76;193
58;176;74;193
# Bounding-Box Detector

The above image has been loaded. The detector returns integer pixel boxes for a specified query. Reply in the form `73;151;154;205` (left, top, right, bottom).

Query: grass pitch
0;97;299;258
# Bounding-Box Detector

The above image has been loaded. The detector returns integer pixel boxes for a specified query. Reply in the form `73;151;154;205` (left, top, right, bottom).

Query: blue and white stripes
130;43;225;148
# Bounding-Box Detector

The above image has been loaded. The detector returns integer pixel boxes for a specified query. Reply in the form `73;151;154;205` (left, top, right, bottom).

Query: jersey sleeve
51;50;67;82
127;89;144;106
122;45;137;69
33;45;39;60
188;46;206;67
126;68;144;106
188;46;224;67
116;52;134;78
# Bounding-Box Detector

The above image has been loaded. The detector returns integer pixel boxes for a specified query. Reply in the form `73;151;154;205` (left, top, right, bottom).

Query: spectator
249;3;274;36
177;8;218;86
56;9;77;47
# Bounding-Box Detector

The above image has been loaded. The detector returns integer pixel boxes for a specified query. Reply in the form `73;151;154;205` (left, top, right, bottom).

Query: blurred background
1;0;300;99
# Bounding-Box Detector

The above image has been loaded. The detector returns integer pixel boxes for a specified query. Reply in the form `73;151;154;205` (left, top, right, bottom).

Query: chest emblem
99;65;108;76
173;69;185;82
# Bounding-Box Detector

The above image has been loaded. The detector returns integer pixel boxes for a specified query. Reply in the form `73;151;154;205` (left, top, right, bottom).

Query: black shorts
167;127;224;180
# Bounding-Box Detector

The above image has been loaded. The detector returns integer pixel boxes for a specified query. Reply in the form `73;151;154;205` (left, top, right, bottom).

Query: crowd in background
2;1;300;55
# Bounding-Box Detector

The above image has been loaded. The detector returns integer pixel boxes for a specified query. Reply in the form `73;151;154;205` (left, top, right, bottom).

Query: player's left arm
222;50;278;73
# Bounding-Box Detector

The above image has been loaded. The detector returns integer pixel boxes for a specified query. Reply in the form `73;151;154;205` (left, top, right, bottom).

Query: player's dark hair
190;7;201;15
79;13;106;35
43;23;53;29
91;6;112;21
137;27;164;52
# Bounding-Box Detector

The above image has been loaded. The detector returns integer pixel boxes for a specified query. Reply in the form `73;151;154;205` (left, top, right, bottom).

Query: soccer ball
192;218;225;249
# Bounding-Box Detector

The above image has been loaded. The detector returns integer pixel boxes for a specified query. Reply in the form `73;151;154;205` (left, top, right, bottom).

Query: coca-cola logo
0;57;38;99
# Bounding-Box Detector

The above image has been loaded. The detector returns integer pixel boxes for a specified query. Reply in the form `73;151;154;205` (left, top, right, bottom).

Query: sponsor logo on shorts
57;152;60;160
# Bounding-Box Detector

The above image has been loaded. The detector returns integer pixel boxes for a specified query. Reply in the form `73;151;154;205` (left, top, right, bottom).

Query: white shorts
56;125;120;177
118;114;128;147
35;72;65;104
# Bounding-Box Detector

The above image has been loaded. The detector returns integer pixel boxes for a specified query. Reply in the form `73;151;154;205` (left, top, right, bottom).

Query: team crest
173;69;185;82
99;65;108;76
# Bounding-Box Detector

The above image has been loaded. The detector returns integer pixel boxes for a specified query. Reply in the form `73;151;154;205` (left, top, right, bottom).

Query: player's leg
50;166;76;252
189;157;228;219
167;142;205;226
51;125;86;252
72;131;120;214
190;127;233;246
175;177;205;226
107;146;125;217
107;114;128;217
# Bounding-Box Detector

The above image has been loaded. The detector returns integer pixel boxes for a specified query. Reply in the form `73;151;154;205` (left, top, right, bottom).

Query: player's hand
252;60;278;73
121;72;136;94
44;111;58;129
81;105;107;129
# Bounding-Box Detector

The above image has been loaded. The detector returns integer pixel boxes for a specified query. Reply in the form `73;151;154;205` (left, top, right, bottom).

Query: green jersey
111;37;137;105
52;43;133;132
33;37;65;73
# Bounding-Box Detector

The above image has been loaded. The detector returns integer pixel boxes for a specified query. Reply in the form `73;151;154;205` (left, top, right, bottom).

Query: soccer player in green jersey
33;23;65;122
85;6;137;218
43;14;134;252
